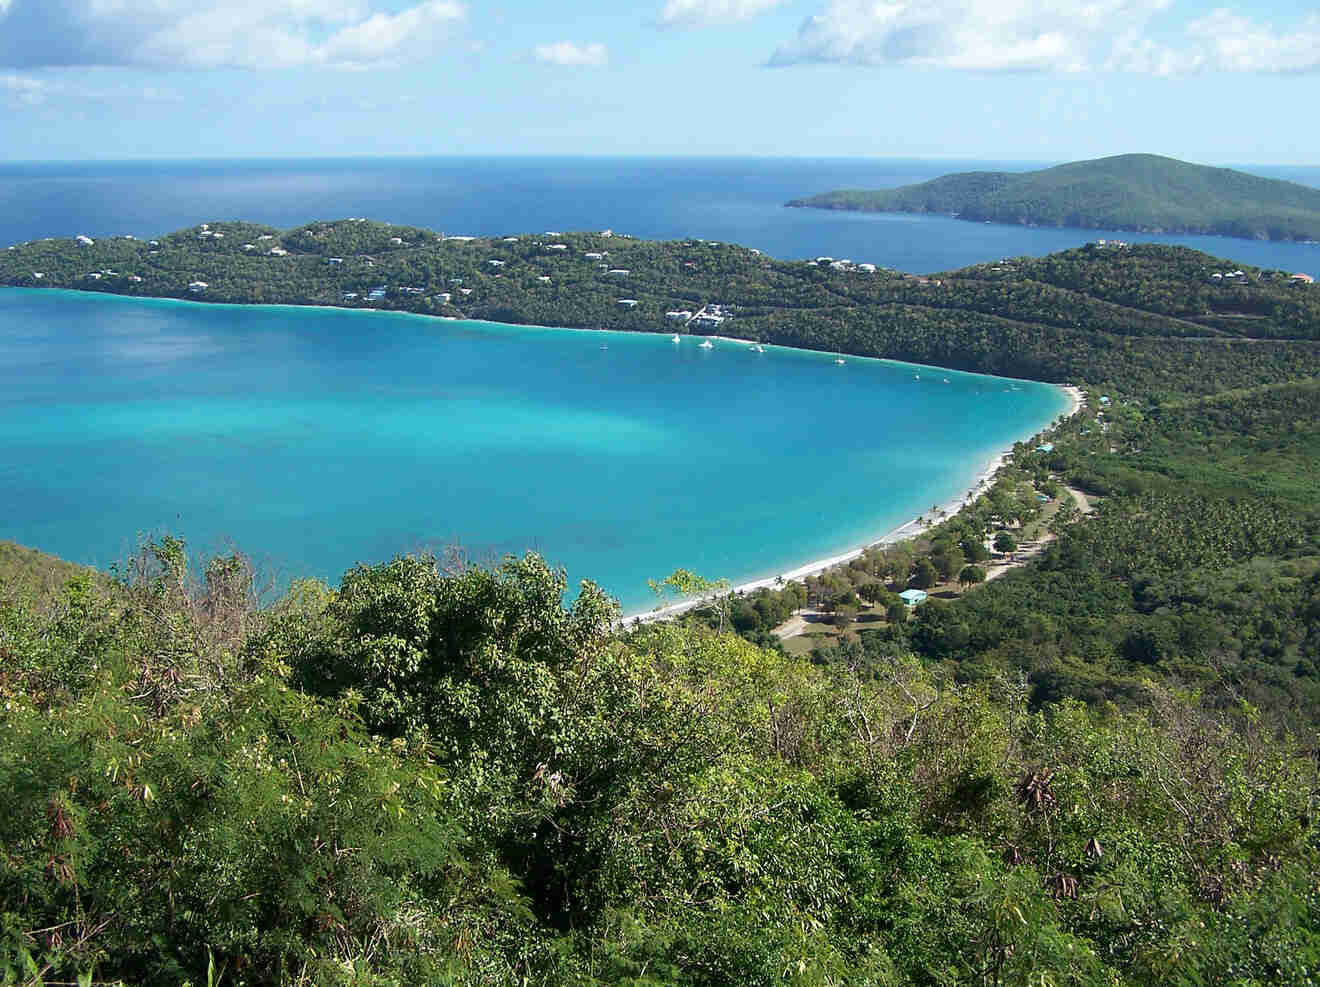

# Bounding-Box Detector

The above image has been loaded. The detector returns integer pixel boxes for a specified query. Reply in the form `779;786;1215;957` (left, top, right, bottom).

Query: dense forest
3;221;1320;400
786;153;1320;241
3;224;1320;984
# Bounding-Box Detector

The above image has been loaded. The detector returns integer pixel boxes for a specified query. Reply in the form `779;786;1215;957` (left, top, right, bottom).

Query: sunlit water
0;288;1067;611
3;157;1318;274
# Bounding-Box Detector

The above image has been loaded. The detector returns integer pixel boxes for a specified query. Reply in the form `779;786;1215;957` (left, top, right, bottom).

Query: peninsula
4;219;1320;396
5;221;1320;985
786;153;1320;242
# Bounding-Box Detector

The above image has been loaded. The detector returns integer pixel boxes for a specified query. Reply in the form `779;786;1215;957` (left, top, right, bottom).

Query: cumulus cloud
532;41;608;67
1182;9;1320;74
659;0;782;26
768;0;1320;75
769;0;1169;72
0;0;466;70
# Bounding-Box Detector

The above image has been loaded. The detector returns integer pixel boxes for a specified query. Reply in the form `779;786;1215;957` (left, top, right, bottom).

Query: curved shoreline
2;286;1079;616
1;284;1083;387
626;383;1082;623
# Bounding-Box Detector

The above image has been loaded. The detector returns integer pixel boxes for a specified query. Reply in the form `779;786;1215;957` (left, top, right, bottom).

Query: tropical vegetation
3;223;1320;984
787;153;1320;241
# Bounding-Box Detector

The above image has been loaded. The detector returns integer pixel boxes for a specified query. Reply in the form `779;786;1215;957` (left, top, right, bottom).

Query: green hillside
6;224;1320;983
5;224;1320;404
788;153;1320;241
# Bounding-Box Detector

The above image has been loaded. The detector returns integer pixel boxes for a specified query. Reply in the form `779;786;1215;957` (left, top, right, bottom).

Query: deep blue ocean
2;156;1314;610
3;156;1319;273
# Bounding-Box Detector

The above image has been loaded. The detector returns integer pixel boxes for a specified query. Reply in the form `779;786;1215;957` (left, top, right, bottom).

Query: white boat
671;335;681;343
751;344;765;353
835;357;846;365
914;374;920;380
699;340;714;349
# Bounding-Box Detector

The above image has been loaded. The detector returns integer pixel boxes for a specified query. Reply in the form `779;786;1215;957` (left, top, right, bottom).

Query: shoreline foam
626;383;1083;623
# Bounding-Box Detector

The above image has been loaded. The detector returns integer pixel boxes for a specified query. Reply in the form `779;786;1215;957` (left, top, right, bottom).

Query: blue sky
0;0;1317;162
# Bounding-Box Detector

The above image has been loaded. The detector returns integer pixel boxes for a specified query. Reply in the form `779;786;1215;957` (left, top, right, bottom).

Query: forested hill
6;222;1320;982
787;153;1320;241
4;221;1320;399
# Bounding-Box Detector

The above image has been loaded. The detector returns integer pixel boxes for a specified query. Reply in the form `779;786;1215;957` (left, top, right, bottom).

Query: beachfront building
188;281;208;293
1292;273;1315;284
665;310;692;322
76;235;94;246
617;299;638;308
899;589;928;608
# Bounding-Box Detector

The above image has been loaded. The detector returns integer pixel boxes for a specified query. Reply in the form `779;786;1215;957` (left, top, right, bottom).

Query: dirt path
1064;484;1095;514
773;614;811;639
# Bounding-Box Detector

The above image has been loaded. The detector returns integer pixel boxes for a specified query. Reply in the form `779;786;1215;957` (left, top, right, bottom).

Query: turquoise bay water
0;288;1067;612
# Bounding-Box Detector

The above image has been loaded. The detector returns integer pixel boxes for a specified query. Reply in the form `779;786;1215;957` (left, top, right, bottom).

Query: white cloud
315;1;466;68
1;72;47;104
0;0;466;70
532;41;609;67
768;0;1320;75
1182;9;1320;74
659;0;782;26
769;0;1170;72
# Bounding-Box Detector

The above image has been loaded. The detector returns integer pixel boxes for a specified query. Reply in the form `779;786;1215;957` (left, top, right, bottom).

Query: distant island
3;218;1320;395
787;153;1320;242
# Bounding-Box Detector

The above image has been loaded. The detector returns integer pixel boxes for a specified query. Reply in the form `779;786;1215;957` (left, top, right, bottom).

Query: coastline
625;383;1083;624
2;286;1082;618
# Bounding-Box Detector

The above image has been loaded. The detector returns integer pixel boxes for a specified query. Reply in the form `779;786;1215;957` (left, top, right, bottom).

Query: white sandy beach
625;383;1084;624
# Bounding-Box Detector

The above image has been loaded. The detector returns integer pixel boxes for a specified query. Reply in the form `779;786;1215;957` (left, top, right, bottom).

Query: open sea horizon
3;156;1319;274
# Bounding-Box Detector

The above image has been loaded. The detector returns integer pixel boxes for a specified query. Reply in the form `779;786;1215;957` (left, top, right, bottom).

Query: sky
0;0;1317;163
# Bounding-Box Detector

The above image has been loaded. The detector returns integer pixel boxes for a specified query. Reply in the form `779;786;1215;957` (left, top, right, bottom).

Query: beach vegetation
3;537;1319;984
4;223;1320;980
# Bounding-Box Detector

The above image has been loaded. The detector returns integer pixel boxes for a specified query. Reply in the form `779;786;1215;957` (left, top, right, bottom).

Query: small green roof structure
899;589;928;607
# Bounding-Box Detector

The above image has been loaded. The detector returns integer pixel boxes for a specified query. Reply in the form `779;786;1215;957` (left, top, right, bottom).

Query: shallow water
0;288;1067;611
